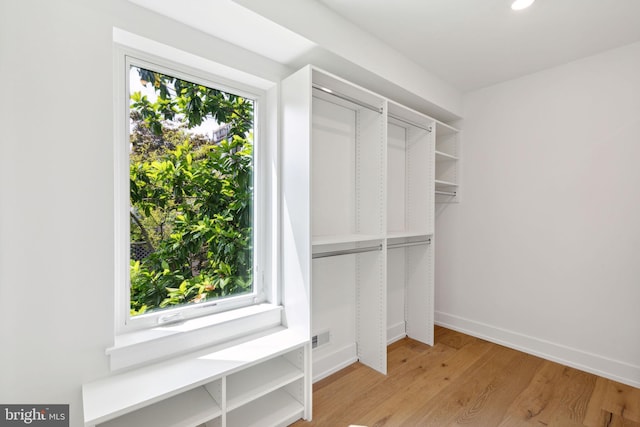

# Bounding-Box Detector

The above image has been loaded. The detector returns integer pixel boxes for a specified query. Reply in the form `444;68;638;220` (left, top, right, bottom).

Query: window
118;54;266;332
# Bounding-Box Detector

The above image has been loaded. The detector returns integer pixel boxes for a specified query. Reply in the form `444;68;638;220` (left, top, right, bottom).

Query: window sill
106;303;283;371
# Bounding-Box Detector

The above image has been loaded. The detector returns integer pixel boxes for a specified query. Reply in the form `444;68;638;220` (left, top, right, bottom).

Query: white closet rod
435;190;457;196
387;113;433;133
387;239;431;250
312;84;383;114
312;244;382;259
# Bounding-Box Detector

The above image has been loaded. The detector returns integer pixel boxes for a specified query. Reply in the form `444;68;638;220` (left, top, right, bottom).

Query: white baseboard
435;311;640;389
312;343;357;383
387;321;406;345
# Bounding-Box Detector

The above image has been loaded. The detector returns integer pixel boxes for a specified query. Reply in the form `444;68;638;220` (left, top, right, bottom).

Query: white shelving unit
435;121;460;202
83;326;310;427
281;65;438;380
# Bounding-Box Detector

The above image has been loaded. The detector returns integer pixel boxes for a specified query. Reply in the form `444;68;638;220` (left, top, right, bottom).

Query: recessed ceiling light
511;0;535;10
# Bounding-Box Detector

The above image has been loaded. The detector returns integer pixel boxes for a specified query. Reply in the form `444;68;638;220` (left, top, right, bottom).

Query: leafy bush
128;66;254;316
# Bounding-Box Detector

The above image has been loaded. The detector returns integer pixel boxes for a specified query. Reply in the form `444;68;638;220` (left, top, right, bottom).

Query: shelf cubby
226;389;304;427
435;121;460;202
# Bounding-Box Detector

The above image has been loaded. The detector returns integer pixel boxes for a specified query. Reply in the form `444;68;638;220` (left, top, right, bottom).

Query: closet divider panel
354;103;387;374
404;241;434;345
386;122;408;343
280;66;312;338
356;248;387;374
404;115;435;345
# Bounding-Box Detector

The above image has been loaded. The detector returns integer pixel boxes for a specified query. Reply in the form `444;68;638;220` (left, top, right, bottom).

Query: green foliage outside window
128;66;254;316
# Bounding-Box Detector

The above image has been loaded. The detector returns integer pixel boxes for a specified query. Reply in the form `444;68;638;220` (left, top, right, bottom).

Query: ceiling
315;0;640;92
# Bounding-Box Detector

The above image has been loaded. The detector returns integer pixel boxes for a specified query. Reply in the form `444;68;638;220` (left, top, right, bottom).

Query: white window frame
111;31;279;370
119;54;265;332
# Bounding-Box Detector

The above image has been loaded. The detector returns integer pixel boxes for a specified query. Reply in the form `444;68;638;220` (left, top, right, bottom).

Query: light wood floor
292;326;640;427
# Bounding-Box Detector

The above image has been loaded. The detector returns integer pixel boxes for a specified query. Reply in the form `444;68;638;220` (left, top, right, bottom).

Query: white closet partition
280;66;312;338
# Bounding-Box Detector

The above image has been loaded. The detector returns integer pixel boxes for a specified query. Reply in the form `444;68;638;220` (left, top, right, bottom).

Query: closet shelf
226;389;304;427
226;357;304;411
386;231;432;240
97;386;221;427
435;150;458;160
435;179;458;187
312;234;384;247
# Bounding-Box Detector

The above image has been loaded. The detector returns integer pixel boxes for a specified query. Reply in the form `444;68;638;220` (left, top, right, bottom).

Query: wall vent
312;330;330;349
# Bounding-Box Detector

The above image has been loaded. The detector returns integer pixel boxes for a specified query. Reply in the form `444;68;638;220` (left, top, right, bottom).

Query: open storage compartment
386;102;435;346
435;121;460;202
309;67;388;376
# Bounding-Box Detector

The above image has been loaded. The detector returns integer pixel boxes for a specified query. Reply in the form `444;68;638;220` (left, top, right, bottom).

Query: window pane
128;65;254;317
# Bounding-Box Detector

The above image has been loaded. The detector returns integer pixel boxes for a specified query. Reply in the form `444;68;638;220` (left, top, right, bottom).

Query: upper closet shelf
435;120;459;135
435;150;458;160
386;231;432;240
312;67;385;114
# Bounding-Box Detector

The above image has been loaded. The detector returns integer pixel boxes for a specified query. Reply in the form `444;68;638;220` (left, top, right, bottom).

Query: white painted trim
387;321;406;345
108;304;282;371
312;343;358;382
435;311;640;389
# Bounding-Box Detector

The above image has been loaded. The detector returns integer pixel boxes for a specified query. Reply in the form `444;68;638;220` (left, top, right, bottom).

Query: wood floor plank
292;328;640;427
585;377;613;427
531;366;597;426
434;325;480;350
587;410;640;427
601;381;640;423
498;360;567;426
583;379;640;426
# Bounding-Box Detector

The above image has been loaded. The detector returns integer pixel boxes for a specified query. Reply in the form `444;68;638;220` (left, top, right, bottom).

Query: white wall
0;1;289;426
435;41;640;387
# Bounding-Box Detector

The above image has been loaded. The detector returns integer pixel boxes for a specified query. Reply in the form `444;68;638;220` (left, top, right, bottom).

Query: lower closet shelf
227;389;304;427
227;356;304;411
99;386;221;427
